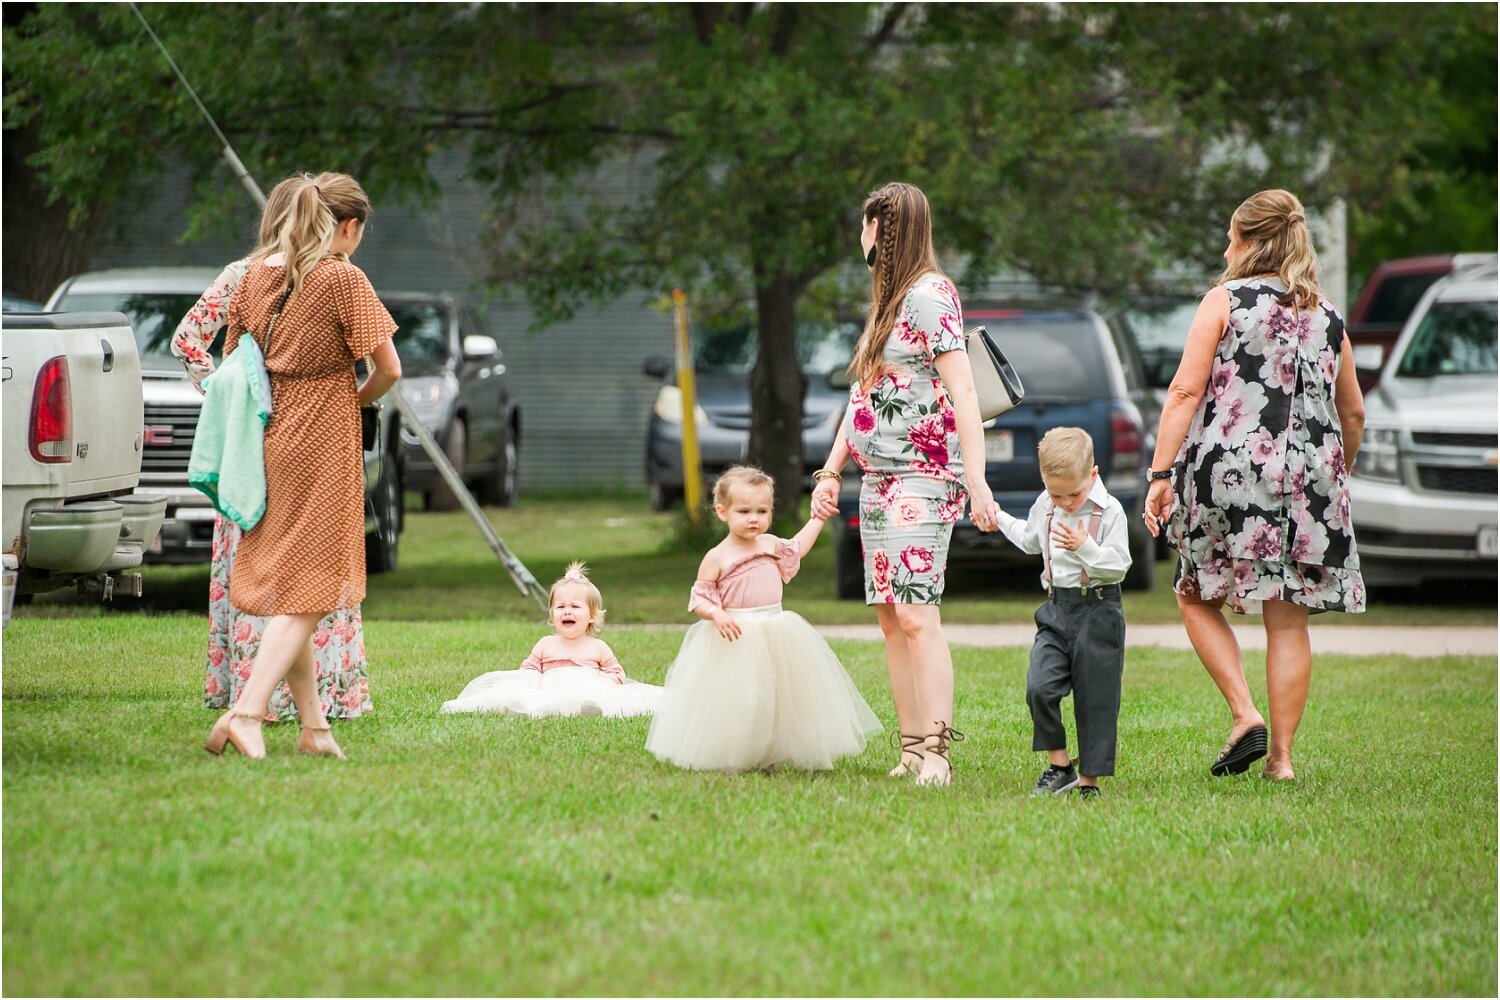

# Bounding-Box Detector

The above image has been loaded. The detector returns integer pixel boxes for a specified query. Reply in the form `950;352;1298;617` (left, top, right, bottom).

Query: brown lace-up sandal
887;731;926;778
914;722;966;787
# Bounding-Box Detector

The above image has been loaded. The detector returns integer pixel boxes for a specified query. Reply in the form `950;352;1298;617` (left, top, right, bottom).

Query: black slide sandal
1211;725;1268;776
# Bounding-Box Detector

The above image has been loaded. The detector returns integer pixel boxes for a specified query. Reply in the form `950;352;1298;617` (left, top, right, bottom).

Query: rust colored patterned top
223;256;396;616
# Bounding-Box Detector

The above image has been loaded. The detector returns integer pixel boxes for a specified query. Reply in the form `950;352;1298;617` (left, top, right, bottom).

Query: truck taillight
29;356;72;463
1110;402;1143;472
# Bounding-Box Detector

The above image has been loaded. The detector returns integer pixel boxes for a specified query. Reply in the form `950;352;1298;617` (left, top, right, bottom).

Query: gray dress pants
1025;585;1125;777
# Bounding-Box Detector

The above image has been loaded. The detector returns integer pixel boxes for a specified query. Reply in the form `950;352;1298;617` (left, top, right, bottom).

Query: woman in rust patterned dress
204;172;401;761
171;177;373;724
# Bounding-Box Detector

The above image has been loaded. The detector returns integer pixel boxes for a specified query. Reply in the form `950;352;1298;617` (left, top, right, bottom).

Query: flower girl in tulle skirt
442;562;662;718
646;466;881;772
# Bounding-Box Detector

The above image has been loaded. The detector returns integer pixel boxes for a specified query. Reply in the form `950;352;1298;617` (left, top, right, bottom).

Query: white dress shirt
996;477;1133;590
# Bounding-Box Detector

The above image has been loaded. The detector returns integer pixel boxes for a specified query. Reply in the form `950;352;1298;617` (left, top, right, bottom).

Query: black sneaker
1030;763;1079;796
1077;785;1102;801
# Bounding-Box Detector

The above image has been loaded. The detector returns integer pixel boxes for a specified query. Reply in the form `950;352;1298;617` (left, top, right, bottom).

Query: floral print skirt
858;473;966;605
204;515;373;722
1173;550;1366;616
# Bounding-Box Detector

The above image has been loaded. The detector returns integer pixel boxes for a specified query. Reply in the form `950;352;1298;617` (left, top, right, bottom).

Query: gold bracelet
811;469;841;484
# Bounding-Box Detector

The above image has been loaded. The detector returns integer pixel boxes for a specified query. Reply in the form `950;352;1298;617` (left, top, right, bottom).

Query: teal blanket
187;337;274;532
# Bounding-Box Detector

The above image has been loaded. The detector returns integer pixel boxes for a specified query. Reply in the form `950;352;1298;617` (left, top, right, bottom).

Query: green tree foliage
6;3;1492;520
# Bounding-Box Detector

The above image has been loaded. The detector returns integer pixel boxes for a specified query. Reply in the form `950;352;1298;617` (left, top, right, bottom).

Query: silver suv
1350;254;1498;587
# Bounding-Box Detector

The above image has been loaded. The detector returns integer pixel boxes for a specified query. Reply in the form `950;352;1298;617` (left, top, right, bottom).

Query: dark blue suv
831;307;1161;598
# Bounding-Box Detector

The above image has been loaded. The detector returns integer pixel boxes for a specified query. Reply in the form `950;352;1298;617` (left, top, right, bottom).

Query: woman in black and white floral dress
1145;189;1366;782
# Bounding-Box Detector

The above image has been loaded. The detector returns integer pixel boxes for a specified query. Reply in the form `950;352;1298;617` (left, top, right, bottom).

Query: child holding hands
996;428;1132;799
646;466;881;772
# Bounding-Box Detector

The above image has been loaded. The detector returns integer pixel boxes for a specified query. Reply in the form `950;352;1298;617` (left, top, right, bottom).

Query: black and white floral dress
1167;278;1365;614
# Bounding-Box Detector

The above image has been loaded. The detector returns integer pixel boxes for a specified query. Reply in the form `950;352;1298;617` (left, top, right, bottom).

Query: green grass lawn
18;494;1499;628
4;615;1495;996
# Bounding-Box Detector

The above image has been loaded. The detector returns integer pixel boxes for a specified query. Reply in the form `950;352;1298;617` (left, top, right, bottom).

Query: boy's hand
1052;520;1088;551
711;609;742;641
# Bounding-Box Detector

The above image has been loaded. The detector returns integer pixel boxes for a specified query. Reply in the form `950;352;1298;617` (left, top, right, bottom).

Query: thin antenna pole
129;1;266;208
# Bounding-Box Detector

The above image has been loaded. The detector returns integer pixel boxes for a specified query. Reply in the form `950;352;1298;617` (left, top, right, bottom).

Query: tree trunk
748;269;808;529
3;125;104;303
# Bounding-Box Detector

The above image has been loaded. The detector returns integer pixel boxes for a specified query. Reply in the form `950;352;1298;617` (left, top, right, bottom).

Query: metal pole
388;392;548;607
672;289;704;524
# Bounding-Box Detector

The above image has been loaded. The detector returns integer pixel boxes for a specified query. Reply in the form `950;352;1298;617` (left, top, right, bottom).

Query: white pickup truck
2;310;167;619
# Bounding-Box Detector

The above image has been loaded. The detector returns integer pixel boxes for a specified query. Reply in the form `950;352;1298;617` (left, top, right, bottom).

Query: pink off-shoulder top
688;540;802;612
520;653;626;684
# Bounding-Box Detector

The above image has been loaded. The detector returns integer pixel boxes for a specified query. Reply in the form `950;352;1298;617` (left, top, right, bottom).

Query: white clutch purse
966;326;1025;420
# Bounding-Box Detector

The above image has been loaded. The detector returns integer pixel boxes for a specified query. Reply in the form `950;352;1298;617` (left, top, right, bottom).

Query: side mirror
642;356;672;379
1353;344;1385;373
462;334;499;360
826;367;851;391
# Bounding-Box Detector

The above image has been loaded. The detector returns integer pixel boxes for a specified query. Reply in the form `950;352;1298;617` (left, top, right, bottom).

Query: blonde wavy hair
713;465;775;508
246;177;301;261
549;560;605;635
848;182;948;388
273;171;373;292
1219;189;1323;310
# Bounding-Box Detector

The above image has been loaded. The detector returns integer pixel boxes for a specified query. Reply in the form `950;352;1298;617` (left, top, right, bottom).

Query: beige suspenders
1042;503;1105;590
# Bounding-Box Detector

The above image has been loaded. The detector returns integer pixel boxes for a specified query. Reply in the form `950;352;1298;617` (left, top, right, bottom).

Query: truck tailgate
2;311;144;499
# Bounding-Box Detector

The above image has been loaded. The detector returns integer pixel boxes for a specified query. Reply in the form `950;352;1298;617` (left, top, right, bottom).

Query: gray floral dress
843;273;969;605
1167;277;1365;614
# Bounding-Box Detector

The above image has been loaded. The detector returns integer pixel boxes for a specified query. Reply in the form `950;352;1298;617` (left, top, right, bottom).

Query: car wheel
480;424;519;508
365;451;401;574
1123;519;1155;591
429;416;468;512
834;522;865;600
649;483;683;512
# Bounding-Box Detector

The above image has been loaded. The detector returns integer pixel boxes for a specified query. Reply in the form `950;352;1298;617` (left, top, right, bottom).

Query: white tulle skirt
440;666;663;719
646;604;883;772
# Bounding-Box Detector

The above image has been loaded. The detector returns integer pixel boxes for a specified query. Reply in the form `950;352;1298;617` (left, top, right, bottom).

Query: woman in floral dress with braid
172;177;373;724
810;182;1002;787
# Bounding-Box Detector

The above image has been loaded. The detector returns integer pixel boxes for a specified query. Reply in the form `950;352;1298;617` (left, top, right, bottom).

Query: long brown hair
848;182;946;388
1218;189;1323;310
274;171;373;291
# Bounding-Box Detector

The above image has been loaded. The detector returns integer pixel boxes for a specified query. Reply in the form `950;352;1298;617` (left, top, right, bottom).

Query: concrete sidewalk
814;622;1498;658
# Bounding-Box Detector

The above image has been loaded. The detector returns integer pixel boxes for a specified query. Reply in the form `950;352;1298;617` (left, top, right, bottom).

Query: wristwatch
1146;468;1173;484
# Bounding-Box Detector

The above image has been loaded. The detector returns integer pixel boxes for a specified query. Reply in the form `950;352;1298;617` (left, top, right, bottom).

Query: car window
1107;317;1145;392
53;292;205;357
386;302;452;363
694;321;862;375
1396;299;1498;377
984;316;1112;398
1124;301;1198;351
1365;272;1446;326
460;305;488;340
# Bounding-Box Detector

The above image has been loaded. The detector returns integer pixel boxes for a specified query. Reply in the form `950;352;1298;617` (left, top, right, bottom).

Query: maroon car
1347;255;1457;392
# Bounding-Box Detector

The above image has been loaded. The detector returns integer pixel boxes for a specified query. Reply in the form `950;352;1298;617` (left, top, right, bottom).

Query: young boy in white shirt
996;427;1132;799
